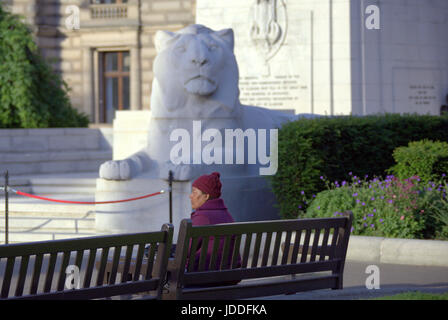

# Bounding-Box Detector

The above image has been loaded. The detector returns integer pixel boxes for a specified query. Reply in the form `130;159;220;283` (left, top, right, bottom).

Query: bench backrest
167;212;353;299
0;224;173;300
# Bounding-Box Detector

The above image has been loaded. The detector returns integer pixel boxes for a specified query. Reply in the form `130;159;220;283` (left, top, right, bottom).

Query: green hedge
0;4;89;128
271;114;448;219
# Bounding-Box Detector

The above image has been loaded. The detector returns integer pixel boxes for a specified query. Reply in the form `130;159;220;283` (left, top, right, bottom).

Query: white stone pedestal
95;173;279;241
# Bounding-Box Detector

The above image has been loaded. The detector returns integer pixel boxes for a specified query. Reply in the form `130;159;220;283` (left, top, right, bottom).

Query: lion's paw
99;160;132;181
159;162;195;181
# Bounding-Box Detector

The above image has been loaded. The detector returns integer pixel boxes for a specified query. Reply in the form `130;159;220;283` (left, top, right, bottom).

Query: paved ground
258;259;448;300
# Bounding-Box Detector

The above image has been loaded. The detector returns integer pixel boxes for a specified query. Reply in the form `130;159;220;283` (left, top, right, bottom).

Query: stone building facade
4;0;196;125
5;1;447;122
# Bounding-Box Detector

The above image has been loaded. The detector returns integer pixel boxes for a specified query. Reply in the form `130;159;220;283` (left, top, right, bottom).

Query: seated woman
188;172;241;283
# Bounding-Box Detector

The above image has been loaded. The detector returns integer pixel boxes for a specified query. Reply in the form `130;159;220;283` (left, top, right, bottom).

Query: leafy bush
271;114;448;219
302;174;448;240
0;4;89;128
431;204;448;239
388;140;448;184
417;181;448;239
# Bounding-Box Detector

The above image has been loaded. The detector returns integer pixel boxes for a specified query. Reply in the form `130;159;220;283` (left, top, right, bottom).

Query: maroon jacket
189;198;241;272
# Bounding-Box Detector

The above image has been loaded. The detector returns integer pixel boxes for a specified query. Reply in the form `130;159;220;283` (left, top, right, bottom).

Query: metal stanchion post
5;170;9;245
169;170;173;224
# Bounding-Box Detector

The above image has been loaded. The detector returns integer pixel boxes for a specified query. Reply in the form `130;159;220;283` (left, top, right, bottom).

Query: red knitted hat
192;172;222;199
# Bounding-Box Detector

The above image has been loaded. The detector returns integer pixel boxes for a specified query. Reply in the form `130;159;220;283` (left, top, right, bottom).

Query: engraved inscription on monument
408;85;437;106
239;75;307;108
393;69;441;115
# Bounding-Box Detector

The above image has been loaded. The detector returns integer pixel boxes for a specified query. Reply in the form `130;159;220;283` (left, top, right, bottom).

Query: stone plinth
95;173;278;241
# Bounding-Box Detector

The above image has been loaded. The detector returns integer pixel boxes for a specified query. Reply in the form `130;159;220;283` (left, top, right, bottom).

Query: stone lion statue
99;24;312;181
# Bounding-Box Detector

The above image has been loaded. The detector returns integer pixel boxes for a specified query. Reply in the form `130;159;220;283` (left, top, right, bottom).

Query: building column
130;46;142;110
82;47;94;121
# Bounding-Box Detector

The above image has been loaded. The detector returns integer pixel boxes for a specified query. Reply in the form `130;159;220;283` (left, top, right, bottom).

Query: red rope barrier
12;189;165;205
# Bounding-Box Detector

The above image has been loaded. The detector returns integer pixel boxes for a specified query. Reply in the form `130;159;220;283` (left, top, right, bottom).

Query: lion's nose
191;57;208;66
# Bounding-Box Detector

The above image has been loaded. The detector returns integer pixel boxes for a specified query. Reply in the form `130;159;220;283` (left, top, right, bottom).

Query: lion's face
172;32;225;96
151;25;240;117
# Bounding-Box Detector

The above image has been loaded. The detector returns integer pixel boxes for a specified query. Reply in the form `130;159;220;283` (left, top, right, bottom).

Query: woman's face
189;187;209;210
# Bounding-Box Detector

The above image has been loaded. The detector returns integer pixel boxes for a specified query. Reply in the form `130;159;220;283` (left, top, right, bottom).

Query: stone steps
0;150;111;176
3;172;98;196
0;211;95;229
28;176;97;195
0;173;101;244
0;230;99;244
0;206;97;244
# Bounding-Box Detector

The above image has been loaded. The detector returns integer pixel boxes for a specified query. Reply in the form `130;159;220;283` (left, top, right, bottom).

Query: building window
99;51;130;123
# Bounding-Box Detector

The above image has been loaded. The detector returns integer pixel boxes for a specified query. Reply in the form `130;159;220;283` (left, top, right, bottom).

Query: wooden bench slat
300;229;312;263
183;275;337;300
11;279;160;300
75;250;84;273
132;244;145;282
261;232;272;267
1;257;15;298
329;227;339;260
197;236;210;272
290;230;303;264
0;232;167;258
250;233;263;268
120;245;134;283
144;242;157;280
188;217;348;237
109;246;122;284
30;254;44;295
83;249;97;288
271;231;283;266
57;251;71;291
310;228;321;262
44;253;58;293
220;235;232;270
183;262;339;286
208;236;220;270
241;233;252;269
15;255;30;297
187;238;199;273
182;275;339;300
319;228;331;262
230;234;242;269
281;231;292;265
96;247;110;286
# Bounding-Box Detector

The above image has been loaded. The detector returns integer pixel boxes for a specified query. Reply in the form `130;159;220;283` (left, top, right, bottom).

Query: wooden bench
164;212;353;300
0;224;173;300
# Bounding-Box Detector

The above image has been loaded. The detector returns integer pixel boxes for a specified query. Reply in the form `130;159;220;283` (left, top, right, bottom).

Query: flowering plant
302;174;447;239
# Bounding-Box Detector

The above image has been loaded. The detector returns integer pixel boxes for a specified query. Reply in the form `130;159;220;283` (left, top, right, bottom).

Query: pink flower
400;215;405;220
